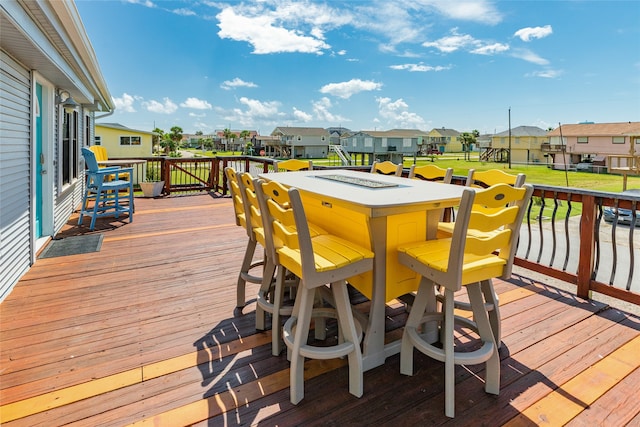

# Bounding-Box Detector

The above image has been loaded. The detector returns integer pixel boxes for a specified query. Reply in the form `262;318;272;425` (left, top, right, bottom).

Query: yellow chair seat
278;234;374;277
398;239;507;284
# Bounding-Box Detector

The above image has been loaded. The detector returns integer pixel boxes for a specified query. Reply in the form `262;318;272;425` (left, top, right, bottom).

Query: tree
459;130;479;161
152;127;165;154
223;128;237;152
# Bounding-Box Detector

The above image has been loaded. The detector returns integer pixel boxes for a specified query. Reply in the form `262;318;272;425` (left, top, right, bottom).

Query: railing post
577;194;596;299
159;157;170;195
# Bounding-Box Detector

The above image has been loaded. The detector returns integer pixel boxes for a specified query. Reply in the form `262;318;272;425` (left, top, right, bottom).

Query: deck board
1;193;639;426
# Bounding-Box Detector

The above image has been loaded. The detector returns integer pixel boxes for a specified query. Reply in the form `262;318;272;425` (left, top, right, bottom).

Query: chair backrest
465;168;526;188
256;179;373;288
447;183;533;288
89;145;109;162
408;164;453;183
274;159;313;172
239;172;267;248
81;147;100;173
224;167;247;231
370;160;403;176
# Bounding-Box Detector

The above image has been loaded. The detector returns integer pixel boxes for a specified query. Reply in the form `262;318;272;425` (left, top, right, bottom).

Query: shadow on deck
1;194;639;426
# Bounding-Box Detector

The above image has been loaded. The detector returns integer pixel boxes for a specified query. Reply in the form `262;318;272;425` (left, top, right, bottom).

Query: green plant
146;166;161;182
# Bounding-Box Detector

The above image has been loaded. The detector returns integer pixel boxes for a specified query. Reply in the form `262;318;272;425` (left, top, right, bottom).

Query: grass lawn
182;149;640;193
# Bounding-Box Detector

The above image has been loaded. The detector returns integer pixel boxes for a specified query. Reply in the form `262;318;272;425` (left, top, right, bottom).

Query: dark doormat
39;234;104;259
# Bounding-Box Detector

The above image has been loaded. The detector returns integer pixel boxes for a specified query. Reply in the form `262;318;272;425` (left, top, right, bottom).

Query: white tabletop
259;169;465;216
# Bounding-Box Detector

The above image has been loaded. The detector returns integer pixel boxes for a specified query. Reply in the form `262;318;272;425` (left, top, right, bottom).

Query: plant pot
140;181;164;198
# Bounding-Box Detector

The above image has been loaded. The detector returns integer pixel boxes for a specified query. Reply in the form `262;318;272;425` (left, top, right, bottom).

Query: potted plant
140;165;164;197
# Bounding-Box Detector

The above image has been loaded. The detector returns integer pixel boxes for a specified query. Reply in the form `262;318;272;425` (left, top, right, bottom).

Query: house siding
0;49;32;300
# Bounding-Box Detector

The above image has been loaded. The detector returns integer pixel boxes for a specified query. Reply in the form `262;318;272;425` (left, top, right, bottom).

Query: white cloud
112;93;138;113
390;63;450;72
320;79;382;99
527;69;563;79
471;43;510;55
511;48;549;65
515;25;553;42
225;97;284;126
124;0;155;8
376;97;426;128
312;97;348;122
172;8;196;16
293;107;313;122
427;0;503;25
180;97;212;110
144;98;178;114
216;3;345;54
221;77;258;90
423;30;479;53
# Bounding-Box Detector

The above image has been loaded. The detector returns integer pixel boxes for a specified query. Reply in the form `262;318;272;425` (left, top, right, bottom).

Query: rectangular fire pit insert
315;174;399;188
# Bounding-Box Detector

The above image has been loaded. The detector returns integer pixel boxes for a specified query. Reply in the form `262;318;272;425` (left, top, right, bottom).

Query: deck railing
114;155;640;307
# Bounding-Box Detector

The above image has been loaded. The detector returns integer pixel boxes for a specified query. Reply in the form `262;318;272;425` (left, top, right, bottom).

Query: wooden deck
2;193;640;426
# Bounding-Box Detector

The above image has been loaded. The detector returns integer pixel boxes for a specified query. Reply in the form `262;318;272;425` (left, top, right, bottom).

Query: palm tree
152;127;164;154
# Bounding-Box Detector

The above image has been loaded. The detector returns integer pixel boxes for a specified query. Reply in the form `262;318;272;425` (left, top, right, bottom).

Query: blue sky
76;0;640;136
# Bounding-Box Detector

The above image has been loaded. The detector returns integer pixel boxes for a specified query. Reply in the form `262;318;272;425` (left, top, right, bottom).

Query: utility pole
508;107;512;169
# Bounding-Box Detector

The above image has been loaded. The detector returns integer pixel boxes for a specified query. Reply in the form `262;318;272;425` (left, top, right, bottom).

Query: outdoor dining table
259;169;466;372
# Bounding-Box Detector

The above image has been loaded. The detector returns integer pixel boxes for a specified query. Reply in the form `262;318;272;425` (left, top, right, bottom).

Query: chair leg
442;288;456;418
467;283;500;396
480;279;501;348
237;239;258;308
270;266;287;356
400;276;433;376
255;258;276;331
331;280;363;398
290;285;315;405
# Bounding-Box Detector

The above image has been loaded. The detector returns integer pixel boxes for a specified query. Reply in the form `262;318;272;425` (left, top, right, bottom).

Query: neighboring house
95;123;155;157
487;126;549;164
270;127;330;158
1;1;113;300
426;128;461;153
342;129;427;165
544;122;640;170
213;129;258;152
326;126;352;145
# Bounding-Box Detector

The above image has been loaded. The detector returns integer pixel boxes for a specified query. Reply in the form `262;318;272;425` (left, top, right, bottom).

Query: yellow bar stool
436;169;527;347
398;183;533;417
370;160;403;176
256;179;374;404
225;167;265;309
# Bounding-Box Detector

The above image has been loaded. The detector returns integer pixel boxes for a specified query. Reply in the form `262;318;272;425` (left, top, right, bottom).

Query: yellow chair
225;167;264;309
466;168;526;189
408;164;454;222
370;160;403;176
89;145;130;180
274;159;313;172
398;183;533;417
436;169;527;346
256;179;374;404
408;164;453;183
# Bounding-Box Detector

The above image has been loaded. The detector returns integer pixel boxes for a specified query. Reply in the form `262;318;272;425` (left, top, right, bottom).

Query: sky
75;0;640;136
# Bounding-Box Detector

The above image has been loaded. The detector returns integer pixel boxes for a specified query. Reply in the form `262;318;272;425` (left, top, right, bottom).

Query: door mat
39;234;104;259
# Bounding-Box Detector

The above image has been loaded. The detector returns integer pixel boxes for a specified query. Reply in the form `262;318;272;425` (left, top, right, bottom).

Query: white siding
0;50;32;300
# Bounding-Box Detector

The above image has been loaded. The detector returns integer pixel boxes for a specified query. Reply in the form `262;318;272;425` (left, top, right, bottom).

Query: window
120;136;141;145
94;136;102;145
61;110;79;186
612;136;625;144
515;137;520;144
577;136;588;144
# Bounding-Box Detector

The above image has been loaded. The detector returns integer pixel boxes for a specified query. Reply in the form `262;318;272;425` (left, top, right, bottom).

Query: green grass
181;149;640;193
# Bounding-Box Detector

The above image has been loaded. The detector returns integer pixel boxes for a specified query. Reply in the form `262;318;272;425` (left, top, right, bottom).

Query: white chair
398;183;533;417
79;147;134;231
256;179;374;404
